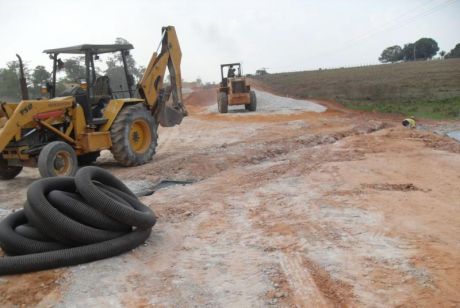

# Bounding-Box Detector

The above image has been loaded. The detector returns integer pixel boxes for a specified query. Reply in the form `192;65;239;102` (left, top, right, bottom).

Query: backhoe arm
138;26;187;127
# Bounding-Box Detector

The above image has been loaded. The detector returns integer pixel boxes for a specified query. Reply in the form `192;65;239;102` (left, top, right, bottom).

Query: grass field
342;97;460;119
254;58;460;119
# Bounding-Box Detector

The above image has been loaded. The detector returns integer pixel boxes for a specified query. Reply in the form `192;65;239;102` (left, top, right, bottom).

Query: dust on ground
0;87;459;307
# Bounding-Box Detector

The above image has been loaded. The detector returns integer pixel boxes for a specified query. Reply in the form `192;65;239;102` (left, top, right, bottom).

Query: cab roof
220;63;241;68
43;44;134;55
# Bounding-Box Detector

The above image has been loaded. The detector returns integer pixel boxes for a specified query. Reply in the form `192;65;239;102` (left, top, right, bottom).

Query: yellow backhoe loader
0;26;187;179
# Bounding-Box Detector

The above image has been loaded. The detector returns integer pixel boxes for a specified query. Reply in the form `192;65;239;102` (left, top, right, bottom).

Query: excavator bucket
154;87;187;127
156;102;185;127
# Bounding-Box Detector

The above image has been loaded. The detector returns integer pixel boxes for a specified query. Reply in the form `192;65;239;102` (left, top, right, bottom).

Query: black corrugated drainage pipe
0;166;156;276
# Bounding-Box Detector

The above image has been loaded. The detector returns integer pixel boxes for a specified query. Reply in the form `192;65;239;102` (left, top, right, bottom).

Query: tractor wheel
218;92;228;113
246;90;257;111
110;104;158;166
77;151;100;166
38;141;78;178
0;155;23;180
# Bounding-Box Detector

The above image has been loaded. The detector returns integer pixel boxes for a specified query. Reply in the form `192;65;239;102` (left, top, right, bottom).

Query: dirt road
1;87;459;307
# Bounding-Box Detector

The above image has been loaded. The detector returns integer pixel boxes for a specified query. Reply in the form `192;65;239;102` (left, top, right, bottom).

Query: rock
274;291;287;298
270;298;278;304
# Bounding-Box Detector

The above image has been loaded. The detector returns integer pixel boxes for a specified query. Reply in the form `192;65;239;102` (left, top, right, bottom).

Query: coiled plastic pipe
0;166;156;276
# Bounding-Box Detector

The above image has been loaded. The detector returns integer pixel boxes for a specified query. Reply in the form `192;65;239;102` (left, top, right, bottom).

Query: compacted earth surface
0;86;459;307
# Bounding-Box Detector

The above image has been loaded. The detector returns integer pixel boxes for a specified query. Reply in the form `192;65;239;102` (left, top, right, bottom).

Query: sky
0;0;459;82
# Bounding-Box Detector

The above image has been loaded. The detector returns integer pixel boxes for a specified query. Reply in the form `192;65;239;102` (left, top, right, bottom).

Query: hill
254;59;460;119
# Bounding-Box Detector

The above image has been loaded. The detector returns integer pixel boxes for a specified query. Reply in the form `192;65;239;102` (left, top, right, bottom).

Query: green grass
254;58;460;119
343;97;460;120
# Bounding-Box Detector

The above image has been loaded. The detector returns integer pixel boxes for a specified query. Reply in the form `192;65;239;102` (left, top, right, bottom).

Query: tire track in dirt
278;252;330;307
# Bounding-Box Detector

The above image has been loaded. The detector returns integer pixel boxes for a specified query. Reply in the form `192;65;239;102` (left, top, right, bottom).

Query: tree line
0;38;145;101
379;38;460;63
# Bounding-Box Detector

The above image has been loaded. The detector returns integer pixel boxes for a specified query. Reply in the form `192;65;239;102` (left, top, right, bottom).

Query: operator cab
220;63;242;87
43;44;135;126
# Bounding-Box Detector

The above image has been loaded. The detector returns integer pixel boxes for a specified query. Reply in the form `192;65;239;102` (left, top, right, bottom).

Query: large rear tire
110;104;158;166
218;92;228;113
38;141;78;178
246;90;257;112
0;155;22;180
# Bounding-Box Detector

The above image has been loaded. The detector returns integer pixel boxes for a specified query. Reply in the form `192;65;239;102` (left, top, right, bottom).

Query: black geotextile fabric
0;166;157;276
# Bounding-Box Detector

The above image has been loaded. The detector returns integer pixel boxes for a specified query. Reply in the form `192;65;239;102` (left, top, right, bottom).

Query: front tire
38;141;78;178
218;92;228;113
0;154;22;180
110;104;158;166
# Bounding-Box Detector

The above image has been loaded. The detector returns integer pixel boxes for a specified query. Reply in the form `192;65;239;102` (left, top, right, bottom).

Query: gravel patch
446;131;460;142
207;90;326;114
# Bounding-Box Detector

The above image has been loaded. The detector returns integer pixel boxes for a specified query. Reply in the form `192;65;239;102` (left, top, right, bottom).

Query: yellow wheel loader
0;26;187;179
217;63;256;113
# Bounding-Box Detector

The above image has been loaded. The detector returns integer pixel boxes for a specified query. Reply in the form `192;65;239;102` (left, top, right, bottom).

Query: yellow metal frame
0;25;184;166
139;26;183;110
218;74;252;106
0;96;144;159
0;97;73;152
79;132;112;152
228;93;251;105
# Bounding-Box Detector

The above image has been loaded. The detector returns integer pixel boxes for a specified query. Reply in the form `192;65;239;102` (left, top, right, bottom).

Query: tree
0;61;21;101
446;43;460;58
105;64;128;97
30;66;51;98
0;61;30;102
108;38;144;81
63;57;86;82
401;43;416;61
8;60;31;87
379;45;403;63
104;37;146;97
399;38;440;61
414;38;439;60
31;66;51;87
439;51;446;58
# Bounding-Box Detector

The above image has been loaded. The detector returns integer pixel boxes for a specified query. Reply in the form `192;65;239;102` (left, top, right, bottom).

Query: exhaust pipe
16;54;29;100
